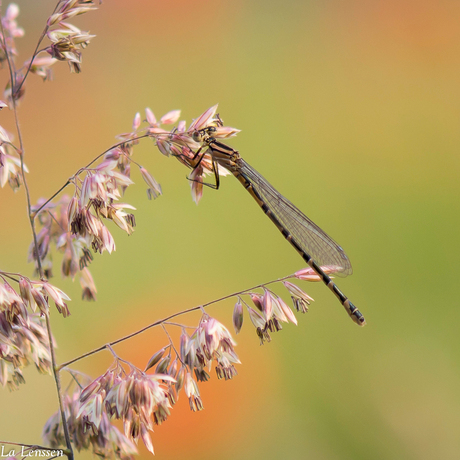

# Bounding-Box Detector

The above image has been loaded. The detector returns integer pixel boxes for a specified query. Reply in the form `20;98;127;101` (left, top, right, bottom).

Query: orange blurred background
1;0;460;459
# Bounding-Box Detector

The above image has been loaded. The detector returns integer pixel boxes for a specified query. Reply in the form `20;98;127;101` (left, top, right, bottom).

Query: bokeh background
1;0;460;459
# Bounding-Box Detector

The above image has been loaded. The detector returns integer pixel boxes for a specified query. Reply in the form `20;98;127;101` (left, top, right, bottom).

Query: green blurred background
1;0;460;459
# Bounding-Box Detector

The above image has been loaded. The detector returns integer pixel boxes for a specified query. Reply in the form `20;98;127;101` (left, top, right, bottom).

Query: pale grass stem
57;272;297;371
31;134;150;219
0;9;74;459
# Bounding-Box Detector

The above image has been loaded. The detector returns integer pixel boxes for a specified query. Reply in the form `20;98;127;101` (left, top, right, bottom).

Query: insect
187;122;365;326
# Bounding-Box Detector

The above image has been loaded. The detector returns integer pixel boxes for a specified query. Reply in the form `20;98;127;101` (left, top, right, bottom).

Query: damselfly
188;124;365;326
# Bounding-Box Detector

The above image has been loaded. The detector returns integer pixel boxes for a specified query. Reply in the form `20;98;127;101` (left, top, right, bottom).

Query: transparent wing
238;158;352;277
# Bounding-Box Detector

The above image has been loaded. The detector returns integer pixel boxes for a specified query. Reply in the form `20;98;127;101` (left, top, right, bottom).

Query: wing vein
238;158;352;277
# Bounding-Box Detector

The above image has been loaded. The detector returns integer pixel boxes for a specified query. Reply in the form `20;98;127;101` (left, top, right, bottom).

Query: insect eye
192;131;201;142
